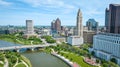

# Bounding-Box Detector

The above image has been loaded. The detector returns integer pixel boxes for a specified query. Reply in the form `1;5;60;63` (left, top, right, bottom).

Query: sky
0;0;120;26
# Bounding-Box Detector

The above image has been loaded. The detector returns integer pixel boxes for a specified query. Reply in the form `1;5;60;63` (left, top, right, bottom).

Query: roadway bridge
0;44;56;52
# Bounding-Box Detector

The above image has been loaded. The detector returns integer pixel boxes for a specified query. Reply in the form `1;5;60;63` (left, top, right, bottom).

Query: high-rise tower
67;9;83;46
26;20;34;34
106;4;120;33
76;9;83;37
55;18;61;33
51;20;55;31
24;20;37;38
105;8;109;32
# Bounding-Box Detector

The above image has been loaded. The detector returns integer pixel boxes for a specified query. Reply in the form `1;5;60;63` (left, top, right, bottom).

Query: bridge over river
0;40;56;52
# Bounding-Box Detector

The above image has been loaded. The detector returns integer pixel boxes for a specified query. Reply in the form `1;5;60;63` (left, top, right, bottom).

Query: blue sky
0;0;120;26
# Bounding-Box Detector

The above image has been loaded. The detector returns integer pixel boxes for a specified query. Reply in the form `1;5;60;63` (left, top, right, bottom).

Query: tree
109;61;119;67
19;32;24;35
70;58;73;61
110;58;117;64
91;51;95;56
102;63;109;67
96;59;100;63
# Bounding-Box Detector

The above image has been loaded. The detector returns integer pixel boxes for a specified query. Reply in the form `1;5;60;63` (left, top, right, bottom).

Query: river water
0;40;70;67
22;52;70;67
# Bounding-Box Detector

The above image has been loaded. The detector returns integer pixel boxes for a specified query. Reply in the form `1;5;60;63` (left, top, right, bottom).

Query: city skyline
0;0;120;26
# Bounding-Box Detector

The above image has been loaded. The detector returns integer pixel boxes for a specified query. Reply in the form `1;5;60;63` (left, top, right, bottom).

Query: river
0;40;70;67
22;52;70;67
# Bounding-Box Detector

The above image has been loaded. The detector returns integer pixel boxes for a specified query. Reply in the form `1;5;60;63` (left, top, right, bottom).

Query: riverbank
51;49;73;67
51;52;73;67
0;51;31;67
21;55;32;67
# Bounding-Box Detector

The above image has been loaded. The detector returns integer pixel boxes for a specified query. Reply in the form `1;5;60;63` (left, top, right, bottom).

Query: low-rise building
54;37;66;44
90;33;120;65
83;31;96;44
67;36;83;46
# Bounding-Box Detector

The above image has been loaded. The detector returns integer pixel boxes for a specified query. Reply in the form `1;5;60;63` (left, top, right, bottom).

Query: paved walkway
0;61;4;64
4;58;8;67
13;58;18;67
21;60;29;67
51;49;73;67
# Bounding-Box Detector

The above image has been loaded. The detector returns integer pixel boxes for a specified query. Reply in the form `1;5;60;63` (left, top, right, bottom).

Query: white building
26;20;34;34
54;37;66;44
39;29;51;36
76;9;83;37
91;33;120;65
67;36;83;46
24;20;37;38
67;9;83;46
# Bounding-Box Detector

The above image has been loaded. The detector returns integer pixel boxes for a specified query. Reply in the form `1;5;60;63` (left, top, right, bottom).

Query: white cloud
20;0;63;7
19;0;75;14
14;0;76;15
84;9;103;16
0;0;12;6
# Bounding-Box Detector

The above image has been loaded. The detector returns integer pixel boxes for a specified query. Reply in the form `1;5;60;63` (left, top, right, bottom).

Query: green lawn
41;36;56;43
21;55;32;67
16;63;26;67
0;63;3;67
0;34;42;45
61;52;97;67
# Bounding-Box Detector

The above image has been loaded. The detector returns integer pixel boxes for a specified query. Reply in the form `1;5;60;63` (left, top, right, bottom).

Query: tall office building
86;19;98;31
24;20;37;38
26;20;34;34
67;9;83;46
55;18;61;33
106;4;120;33
76;9;83;37
105;8;109;32
51;20;55;31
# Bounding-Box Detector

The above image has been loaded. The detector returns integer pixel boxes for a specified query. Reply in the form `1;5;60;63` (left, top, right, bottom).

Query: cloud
20;0;64;7
0;0;12;6
84;9;103;16
0;0;75;15
18;0;75;14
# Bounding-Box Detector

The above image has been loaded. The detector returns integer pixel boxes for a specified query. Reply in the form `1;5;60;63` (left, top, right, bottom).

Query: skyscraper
26;20;34;34
86;19;98;31
24;20;37;38
105;8;109;32
76;9;83;37
67;9;83;46
51;20;55;31
106;4;120;33
55;18;61;33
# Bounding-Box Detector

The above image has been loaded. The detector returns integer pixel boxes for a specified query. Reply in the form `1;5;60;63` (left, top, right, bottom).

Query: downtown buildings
67;9;83;46
51;18;61;34
105;4;120;33
86;19;98;31
90;33;120;65
90;4;120;65
26;20;34;34
24;20;37;38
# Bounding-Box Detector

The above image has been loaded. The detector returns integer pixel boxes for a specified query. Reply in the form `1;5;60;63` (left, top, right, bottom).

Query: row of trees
0;51;24;67
47;43;119;67
42;36;56;43
0;33;43;45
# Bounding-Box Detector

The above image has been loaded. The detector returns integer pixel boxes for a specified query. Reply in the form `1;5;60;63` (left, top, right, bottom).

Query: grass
16;63;26;67
0;63;3;67
60;52;97;67
0;34;42;45
21;55;32;67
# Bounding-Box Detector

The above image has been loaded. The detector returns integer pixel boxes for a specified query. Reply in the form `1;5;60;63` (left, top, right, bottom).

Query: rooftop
111;4;120;6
